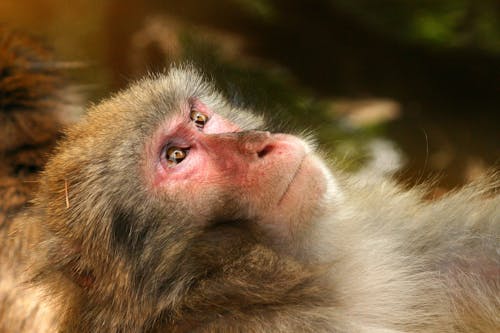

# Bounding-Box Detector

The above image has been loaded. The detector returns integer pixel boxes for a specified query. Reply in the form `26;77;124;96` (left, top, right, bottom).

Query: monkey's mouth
277;156;305;206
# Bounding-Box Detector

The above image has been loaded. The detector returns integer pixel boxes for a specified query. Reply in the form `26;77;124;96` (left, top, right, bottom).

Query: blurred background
1;0;499;195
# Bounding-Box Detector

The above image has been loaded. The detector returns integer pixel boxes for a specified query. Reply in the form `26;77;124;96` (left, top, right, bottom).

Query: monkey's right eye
190;109;209;128
165;146;189;166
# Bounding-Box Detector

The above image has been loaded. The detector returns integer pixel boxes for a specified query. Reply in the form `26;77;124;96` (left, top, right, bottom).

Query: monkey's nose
239;131;274;157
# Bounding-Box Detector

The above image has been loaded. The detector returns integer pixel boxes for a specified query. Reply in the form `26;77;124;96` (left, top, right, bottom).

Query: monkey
1;34;499;333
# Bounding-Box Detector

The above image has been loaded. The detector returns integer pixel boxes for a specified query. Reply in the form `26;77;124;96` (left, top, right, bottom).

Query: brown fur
0;36;498;332
0;28;74;333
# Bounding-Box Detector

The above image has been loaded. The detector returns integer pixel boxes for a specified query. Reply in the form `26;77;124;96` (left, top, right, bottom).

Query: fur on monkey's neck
160;244;333;331
158;224;333;330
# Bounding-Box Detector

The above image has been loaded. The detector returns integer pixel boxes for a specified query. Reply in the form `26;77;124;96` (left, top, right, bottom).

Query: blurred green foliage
233;0;276;22
232;0;500;52
330;0;500;52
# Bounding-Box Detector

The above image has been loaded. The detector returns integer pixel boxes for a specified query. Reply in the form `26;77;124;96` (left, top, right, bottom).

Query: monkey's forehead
110;67;222;117
81;66;264;137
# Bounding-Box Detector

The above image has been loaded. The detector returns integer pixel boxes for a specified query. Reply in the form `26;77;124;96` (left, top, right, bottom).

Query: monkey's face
143;96;329;240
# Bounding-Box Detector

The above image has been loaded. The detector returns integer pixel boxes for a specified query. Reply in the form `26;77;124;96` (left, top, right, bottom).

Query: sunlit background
1;0;499;195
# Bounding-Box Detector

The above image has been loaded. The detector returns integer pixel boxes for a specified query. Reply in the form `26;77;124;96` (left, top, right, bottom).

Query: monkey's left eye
165;146;188;166
190;109;209;128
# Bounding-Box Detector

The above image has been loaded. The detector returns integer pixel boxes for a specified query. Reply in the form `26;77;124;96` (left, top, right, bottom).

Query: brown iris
166;146;188;166
190;109;209;128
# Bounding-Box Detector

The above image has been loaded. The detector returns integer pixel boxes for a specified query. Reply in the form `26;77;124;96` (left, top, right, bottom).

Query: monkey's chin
268;153;339;240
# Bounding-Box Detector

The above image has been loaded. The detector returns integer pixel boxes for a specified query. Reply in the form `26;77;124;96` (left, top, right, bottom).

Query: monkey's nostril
257;144;273;158
240;131;273;156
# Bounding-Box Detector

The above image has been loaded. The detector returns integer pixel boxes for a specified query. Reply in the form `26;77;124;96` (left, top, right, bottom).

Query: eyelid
161;138;189;157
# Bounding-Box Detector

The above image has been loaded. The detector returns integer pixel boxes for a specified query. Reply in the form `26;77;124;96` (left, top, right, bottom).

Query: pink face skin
144;99;328;239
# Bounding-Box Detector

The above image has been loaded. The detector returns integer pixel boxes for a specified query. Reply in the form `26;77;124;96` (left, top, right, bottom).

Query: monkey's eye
165;146;188;166
190;109;209;128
